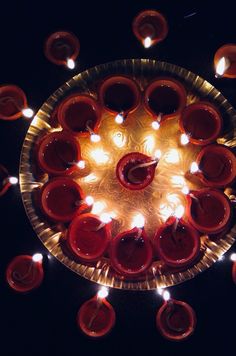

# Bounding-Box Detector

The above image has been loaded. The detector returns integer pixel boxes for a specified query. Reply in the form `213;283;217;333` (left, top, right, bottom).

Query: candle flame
85;196;94;206
8;176;18;185
97;286;109;299
91;201;106;215
112;132;126;148
90;134;101;143
215;57;230;77
182;186;190;195
174;205;185;219
32;253;43;262
190;162;199;174
143;36;152;48
77;160;85;169
22;108;34;118
151;120;160;130
67;58;75;69
230;253;236;262
115;113;124;124
163;290;171;301
180;133;189;145
154;149;162;160
100;212;112;224
131;213;145;228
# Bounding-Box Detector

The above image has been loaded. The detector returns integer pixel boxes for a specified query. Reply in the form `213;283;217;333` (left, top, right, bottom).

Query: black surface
1;1;236;355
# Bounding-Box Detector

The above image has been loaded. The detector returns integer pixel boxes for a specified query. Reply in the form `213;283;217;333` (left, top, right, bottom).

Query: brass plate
19;59;236;290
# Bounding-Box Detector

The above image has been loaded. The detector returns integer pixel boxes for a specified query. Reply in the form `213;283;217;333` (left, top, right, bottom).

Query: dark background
1;0;236;355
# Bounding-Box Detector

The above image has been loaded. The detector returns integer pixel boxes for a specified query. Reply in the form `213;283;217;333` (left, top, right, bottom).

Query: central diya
19;59;236;290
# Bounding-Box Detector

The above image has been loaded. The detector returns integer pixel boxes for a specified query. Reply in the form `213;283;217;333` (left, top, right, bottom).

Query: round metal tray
19;59;236;290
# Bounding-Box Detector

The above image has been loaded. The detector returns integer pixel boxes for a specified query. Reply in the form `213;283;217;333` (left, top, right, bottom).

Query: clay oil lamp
132;10;168;49
0;85;33;120
144;78;187;129
99;75;140;124
116;150;161;190
40;177;86;223
154;214;200;268
58;94;101;141
194;144;236;188
186;188;232;235
37;131;81;176
0;164;18;197
6;254;44;293
179;102;222;146
77;287;115;338
109;214;153;278
156;298;196;341
214;44;236;78
67;213;110;263
44;31;80;69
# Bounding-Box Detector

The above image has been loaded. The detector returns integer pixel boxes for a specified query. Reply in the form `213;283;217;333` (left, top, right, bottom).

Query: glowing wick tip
115;113;124;124
190;162;199;174
22;108;34;118
100;213;112;224
90;134;101;143
67;58;75;69
215;57;230;77
151;121;160;130
32;253;43;262
230;253;236;262
8;176;18;185
77;160;85;169
143;36;152;49
132;213;145;229
180;133;189;145
85;196;94;206
97;286;109;299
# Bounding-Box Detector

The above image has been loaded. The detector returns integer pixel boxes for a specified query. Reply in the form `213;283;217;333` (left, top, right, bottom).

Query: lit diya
6;254;44;293
67;213;110;263
37;131;81;176
40;177;85;222
179;102;222;145
144;78;187;128
116;152;158;190
58;94;101;139
77;293;115;338
44;31;80;68
109;227;153;277
99;75;140;124
156;299;196;341
0;164;18;197
154;216;200;268
214;44;236;78
0;85;32;120
132;10;168;48
186;189;232;234
195;144;236;188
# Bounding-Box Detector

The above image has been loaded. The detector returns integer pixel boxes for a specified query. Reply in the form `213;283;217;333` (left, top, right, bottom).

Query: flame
215;57;230;77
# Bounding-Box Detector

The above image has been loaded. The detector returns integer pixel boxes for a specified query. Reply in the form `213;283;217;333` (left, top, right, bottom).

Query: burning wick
180;133;190;146
12;253;43;285
75;195;94;208
76;160;86;169
0;96;34;118
66;58;76;70
190;162;199;174
151;113;163;130
3;176;18;186
115;112;128;124
87;287;109;329
230;253;236;262
86;120;101;143
215;57;231;78
143;36;152;48
94;212;113;231
157;288;171;301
